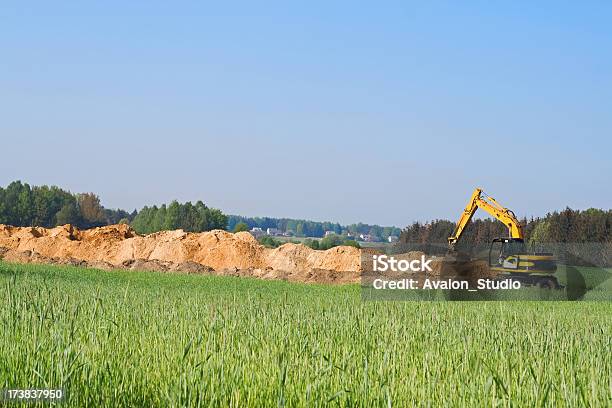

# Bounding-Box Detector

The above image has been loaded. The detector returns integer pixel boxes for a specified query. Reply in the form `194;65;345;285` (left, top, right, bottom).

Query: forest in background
399;209;612;247
398;211;612;267
0;181;610;250
0;181;399;239
227;216;402;240
0;181;133;229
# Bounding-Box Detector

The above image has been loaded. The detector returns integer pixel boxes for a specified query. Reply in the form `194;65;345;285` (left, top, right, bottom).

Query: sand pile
0;224;361;284
267;243;360;273
0;224;497;284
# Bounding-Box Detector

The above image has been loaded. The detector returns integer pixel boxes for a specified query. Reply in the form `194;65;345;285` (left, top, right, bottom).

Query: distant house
359;234;375;242
250;227;264;238
283;231;294;237
266;228;282;236
388;235;399;243
324;231;336;237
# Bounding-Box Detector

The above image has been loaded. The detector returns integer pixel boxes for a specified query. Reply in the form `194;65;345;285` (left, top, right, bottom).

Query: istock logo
372;255;433;273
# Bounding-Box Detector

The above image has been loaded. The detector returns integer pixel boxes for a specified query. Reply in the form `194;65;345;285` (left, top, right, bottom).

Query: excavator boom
448;188;524;251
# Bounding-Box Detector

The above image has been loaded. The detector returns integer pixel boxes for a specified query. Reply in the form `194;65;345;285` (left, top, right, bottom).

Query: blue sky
1;1;610;226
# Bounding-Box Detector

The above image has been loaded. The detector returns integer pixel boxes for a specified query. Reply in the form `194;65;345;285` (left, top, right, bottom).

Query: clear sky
1;1;610;227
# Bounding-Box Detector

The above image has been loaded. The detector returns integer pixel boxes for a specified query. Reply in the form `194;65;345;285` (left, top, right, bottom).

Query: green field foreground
0;262;610;407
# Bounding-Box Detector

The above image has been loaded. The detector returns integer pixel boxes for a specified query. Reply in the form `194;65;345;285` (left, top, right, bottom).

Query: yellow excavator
448;188;558;288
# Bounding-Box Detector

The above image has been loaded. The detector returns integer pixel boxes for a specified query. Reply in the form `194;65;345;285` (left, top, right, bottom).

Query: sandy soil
0;224;361;284
0;224;495;284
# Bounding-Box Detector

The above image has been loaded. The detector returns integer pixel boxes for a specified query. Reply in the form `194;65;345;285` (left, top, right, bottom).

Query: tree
286;220;297;234
319;234;345;250
78;193;106;227
131;206;151;233
32;186;51;227
7;181;34;226
209;208;228;230
311;223;324;237
344;240;360;248
304;239;319;250
55;203;80;225
129;200;228;234
233;222;249;233
258;235;281;248
152;206;162;232
164;201;181;230
529;220;551;245
0;188;6;224
105;208;133;225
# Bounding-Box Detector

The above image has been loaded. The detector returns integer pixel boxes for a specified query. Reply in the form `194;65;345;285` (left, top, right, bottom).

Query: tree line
0;181;225;234
0;181;401;240
130;202;227;234
1;180;610;260
227;215;401;240
399;208;612;265
0;181;133;229
400;208;612;247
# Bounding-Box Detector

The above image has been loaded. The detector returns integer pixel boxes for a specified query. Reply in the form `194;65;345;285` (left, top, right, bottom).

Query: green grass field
1;261;610;407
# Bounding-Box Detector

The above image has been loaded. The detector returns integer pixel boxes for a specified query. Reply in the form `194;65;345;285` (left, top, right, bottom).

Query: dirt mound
172;261;215;274
264;243;360;282
312;245;361;271
2;248;37;264
80;223;134;241
122;258;173;272
426;256;496;279
0;224;361;284
375;250;495;278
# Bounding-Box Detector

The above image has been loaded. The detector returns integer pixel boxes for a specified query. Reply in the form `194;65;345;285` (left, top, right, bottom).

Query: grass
0;261;610;407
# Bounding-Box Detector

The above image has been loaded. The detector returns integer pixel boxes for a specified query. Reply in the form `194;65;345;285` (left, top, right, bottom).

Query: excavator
448;188;559;288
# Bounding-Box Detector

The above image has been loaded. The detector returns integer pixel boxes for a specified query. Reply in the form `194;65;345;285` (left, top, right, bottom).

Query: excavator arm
448;188;524;251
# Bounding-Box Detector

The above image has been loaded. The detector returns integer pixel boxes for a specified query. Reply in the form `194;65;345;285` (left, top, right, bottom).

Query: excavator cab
488;238;525;269
488;237;557;274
